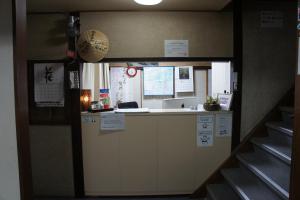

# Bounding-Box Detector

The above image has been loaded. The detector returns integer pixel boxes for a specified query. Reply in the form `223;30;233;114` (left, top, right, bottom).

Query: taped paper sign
197;115;214;147
216;113;232;137
100;113;125;131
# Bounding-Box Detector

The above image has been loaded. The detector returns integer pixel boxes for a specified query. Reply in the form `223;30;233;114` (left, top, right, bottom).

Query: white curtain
99;63;110;89
82;63;110;101
82;63;96;100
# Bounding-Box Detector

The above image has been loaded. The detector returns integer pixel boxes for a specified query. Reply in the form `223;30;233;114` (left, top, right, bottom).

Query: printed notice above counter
100;113;125;131
164;40;189;57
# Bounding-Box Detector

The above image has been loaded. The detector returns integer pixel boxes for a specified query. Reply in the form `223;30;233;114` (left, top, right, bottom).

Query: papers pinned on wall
143;67;174;96
100;113;125;131
215;113;232;137
197;115;214;147
34;63;64;107
175;66;194;92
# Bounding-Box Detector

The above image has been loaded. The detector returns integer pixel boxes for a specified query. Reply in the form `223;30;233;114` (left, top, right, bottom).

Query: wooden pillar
12;0;33;199
290;1;300;197
291;76;300;199
231;0;243;150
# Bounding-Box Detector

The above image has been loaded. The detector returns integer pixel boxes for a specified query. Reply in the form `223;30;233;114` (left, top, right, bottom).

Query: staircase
198;106;294;200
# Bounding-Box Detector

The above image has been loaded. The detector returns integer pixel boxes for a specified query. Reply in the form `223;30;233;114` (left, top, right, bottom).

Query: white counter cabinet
81;110;232;196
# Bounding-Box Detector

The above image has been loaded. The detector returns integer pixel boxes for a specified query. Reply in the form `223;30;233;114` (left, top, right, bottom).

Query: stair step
280;106;294;114
221;167;282;200
280;107;294;126
237;149;290;199
207;183;239;200
266;121;293;137
251;136;291;165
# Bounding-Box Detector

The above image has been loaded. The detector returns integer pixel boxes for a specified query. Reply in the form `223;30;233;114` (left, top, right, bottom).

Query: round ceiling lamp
77;30;109;62
134;0;162;6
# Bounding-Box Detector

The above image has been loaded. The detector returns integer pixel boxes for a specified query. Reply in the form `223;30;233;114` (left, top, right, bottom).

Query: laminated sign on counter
197;115;214;147
215;113;232;137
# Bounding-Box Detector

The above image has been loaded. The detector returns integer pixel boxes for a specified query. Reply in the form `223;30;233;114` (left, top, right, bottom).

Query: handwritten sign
34;63;64;107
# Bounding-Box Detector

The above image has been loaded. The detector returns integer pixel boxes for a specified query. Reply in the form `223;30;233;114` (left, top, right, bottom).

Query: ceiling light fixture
134;0;162;6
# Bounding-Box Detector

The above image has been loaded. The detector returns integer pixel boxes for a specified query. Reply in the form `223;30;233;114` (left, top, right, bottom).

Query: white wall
30;126;75;196
211;62;231;98
28;12;233;59
0;0;21;199
27;14;68;60
80;11;233;58
241;1;297;140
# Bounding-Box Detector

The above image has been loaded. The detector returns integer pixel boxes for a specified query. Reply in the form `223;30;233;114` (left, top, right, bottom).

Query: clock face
126;67;137;77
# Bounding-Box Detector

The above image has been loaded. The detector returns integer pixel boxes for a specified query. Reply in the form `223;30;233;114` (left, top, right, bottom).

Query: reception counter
81;109;232;196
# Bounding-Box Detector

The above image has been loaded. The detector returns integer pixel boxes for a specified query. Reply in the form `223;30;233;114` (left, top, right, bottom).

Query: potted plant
203;96;221;111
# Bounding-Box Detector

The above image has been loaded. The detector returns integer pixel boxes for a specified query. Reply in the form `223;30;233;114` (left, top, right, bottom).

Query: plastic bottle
99;89;110;109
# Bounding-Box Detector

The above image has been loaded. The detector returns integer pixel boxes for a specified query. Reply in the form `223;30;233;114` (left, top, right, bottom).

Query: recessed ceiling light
134;0;163;6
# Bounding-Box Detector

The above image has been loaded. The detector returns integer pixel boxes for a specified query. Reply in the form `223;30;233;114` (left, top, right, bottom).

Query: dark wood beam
12;0;33;199
67;12;85;197
231;0;243;150
100;57;234;63
291;76;300;200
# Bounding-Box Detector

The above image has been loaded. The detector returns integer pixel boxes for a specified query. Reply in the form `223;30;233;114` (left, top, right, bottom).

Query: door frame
291;76;300;199
12;0;33;199
12;0;300;200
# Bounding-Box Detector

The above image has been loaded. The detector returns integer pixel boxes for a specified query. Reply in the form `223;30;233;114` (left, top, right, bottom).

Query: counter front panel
81;110;232;195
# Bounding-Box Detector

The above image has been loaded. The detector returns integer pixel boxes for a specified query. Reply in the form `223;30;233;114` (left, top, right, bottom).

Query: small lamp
80;89;92;111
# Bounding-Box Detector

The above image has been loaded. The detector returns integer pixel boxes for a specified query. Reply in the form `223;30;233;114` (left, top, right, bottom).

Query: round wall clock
126;67;137;77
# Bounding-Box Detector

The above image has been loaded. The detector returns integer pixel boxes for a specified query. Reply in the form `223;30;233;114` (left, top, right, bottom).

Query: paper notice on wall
197;115;214;147
215;113;232;137
164;40;189;57
100;113;125;131
175;66;194;92
128;62;159;68
34;63;64;107
261;11;283;28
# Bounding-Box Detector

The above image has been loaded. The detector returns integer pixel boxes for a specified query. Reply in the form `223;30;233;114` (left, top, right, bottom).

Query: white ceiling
28;0;232;13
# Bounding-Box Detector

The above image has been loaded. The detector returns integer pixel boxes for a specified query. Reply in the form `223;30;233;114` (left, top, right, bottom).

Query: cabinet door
157;115;197;193
119;116;157;193
81;115;120;195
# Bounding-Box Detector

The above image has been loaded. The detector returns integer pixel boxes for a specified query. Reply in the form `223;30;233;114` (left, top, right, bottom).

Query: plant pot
203;103;221;111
